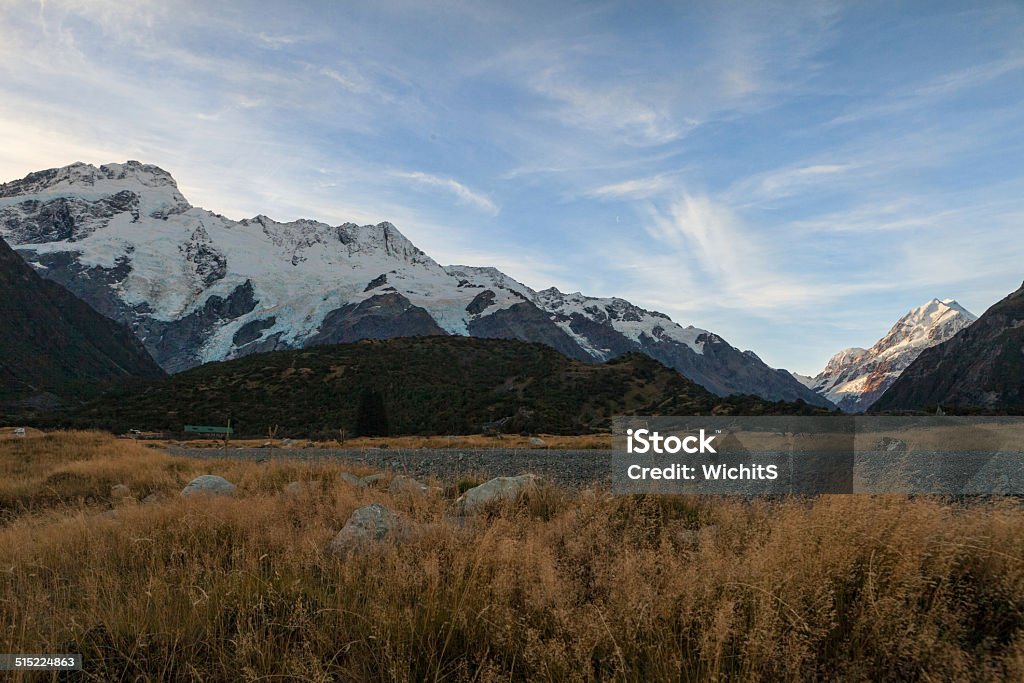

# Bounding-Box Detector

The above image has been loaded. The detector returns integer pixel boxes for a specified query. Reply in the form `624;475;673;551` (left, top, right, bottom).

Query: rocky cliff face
807;299;977;412
0;161;831;406
873;284;1024;412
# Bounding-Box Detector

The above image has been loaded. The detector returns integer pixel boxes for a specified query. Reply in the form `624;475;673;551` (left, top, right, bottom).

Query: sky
1;0;1023;375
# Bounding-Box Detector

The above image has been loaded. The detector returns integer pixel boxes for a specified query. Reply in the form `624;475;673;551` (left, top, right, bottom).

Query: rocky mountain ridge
801;298;977;412
0;161;831;406
873;283;1024;412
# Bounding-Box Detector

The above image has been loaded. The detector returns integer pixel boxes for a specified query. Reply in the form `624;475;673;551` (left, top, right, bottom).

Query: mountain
58;336;834;438
0;234;163;411
872;283;1024;412
804;299;977;412
0;161;830;407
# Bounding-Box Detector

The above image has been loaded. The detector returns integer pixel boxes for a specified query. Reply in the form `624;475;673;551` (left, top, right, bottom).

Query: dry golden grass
163;433;612;450
0;426;44;440
3;432;1024;681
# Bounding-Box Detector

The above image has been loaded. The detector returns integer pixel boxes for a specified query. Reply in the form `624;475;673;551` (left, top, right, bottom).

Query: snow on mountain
808;299;977;412
873;283;1024;412
789;371;817;390
0;161;832;406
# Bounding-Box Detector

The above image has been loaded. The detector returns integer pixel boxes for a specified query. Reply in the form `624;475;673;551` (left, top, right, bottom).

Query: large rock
456;474;540;514
361;473;389;488
328;503;403;555
180;474;236;497
389;474;429;494
110;484;132;500
339;472;367;488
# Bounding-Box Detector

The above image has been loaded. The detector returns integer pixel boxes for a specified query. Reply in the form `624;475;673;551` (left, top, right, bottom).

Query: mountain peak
874;280;1024;412
0;160;190;219
896;298;976;333
810;298;977;412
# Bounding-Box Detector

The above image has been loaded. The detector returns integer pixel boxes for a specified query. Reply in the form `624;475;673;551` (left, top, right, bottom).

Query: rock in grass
181;475;236;498
328;503;402;555
388;474;429;494
339;472;367;488
110;484;132;500
361;473;388;488
456;474;540;514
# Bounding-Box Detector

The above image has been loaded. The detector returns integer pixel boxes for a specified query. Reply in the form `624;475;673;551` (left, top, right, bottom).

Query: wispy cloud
729;163;854;203
391;171;499;215
828;53;1024;127
640;193;841;311
528;68;689;147
586;174;679;200
254;32;308;48
318;65;374;94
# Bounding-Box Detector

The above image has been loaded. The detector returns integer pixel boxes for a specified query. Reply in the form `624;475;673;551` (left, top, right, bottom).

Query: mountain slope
0;161;829;406
61;336;834;437
872;283;1024;412
0;234;163;409
807;299;976;412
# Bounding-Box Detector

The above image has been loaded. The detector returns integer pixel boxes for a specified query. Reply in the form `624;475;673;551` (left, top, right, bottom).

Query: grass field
161;432;612;450
3;431;1024;681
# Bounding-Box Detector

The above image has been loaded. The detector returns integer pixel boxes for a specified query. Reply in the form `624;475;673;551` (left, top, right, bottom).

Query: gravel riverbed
166;446;612;488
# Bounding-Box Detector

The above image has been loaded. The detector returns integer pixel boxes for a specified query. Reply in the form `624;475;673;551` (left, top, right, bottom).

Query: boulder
328;503;403;555
141;492;166;505
339;472;367;488
389;474;429;494
361;473;389;488
181;475;236;498
456;474;540;514
110;484;132;500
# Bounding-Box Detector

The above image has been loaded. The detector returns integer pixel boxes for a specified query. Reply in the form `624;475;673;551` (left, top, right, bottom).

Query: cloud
640;194;838;311
528;68;688;147
254;32;307;48
391;171;499;215
731;163;853;203
318;65;373;94
828;54;1024;127
586;174;678;200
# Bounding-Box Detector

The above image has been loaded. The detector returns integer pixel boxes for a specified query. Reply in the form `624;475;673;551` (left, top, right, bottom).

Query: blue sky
1;0;1023;374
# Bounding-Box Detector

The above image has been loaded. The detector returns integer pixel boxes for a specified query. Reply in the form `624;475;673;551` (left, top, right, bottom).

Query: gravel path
165;447;612;488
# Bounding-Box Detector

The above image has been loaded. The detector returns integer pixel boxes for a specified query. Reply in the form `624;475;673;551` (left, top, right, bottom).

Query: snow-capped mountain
804;298;977;412
873;282;1024;412
0;161;831;406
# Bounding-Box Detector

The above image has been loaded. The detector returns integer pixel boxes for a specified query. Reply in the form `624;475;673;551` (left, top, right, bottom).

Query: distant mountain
59;336;835;437
803;299;976;412
0;234;163;411
0;161;830;407
873;283;1024;412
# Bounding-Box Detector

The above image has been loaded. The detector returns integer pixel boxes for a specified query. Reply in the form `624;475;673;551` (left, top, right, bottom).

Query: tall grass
2;432;1024;681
